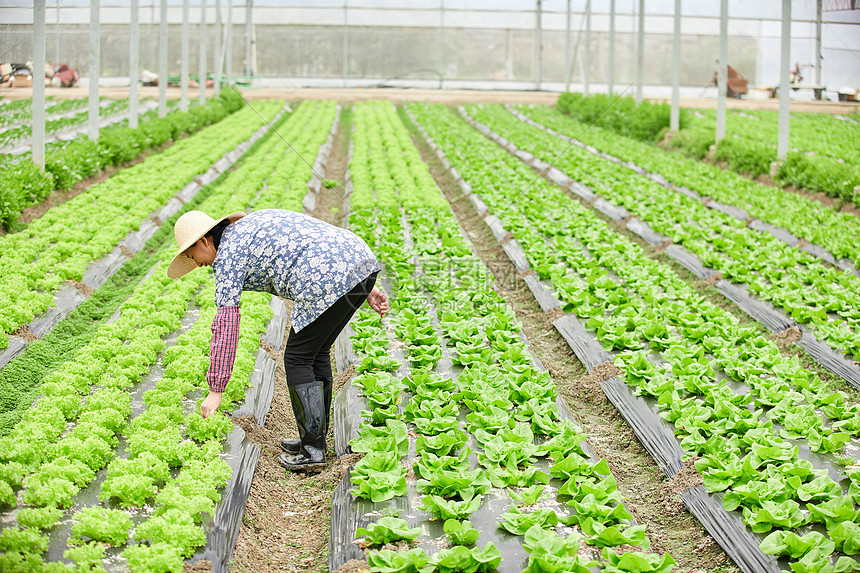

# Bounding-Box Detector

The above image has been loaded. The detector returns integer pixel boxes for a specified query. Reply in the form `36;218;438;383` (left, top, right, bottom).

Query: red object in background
55;64;78;87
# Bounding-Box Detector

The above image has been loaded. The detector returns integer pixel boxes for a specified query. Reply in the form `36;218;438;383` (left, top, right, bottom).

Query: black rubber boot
279;380;327;471
280;377;332;455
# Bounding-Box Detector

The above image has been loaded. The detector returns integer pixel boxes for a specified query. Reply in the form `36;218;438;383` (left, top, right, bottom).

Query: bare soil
230;302;363;573
11;325;38;343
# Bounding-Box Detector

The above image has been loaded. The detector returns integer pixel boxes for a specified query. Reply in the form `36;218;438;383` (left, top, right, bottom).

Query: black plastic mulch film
328;261;610;573
417;108;860;573
190;297;288;572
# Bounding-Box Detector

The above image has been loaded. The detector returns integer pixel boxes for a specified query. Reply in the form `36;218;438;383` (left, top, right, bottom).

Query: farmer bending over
167;209;388;471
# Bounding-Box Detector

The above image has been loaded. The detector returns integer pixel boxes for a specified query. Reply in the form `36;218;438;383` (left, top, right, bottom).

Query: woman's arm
201;305;241;417
367;286;389;317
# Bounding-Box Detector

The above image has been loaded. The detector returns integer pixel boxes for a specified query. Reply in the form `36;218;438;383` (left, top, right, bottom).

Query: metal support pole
716;0;728;142
342;0;348;87
564;0;571;92
635;0;644;104
815;0;822;86
608;0;615;94
535;0;542;90
199;0;206;105
89;0;100;140
55;0;60;67
670;0;681;132
777;0;791;160
158;0;167;117
34;0;47;169
437;0;444;89
244;0;252;77
214;0;222;97
181;0;190;111
129;0;139;128
584;0;591;95
226;0;232;84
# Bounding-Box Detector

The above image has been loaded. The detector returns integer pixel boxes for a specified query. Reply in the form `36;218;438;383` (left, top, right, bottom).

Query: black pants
283;272;378;387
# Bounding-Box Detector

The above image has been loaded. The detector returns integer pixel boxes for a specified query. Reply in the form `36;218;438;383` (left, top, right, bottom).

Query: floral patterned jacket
206;209;380;391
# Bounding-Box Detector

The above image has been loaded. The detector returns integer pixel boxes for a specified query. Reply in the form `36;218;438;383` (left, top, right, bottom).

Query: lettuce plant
367;548;430;573
431;542;501;573
63;542;106;572
350;451;407;503
418;494;482;520
415;429;468;457
134;509;206;558
70;507;133;546
355;516;421;546
17;506;63;530
497;505;559;535
601;547;676;573
443;519;480;546
121;542;184;573
350;419;409;455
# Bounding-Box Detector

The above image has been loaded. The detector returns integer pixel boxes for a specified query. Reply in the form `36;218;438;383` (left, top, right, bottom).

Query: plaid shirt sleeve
206;305;241;393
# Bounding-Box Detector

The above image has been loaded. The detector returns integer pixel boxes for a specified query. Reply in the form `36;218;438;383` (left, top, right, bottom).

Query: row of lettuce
0;97;92;128
0;95;280;359
557;92;860;204
468;103;860;367
408;101;860;573
0;97;132;149
0;100;339;572
0;91;242;229
339;100;676;572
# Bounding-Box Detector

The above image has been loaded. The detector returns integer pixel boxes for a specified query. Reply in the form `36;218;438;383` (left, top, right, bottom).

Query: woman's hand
201;391;223;418
367;286;389;317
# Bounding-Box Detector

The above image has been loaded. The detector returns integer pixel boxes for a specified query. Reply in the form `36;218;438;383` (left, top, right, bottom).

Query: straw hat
167;210;245;279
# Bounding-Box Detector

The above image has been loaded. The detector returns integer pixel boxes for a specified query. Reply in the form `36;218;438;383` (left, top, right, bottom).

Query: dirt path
5;85;858;114
228;106;357;573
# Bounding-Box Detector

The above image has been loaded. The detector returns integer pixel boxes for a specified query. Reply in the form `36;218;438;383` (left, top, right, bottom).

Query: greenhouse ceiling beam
778;0;791;159
716;0;728;143
33;0;46;169
200;0;206;105
181;0;189;112
670;0;680;132
129;0;139;129
635;0;644;104
88;0;99;141
158;0;167;117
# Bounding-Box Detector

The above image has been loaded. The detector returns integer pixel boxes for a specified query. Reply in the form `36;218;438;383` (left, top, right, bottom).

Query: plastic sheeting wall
3;1;858;92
